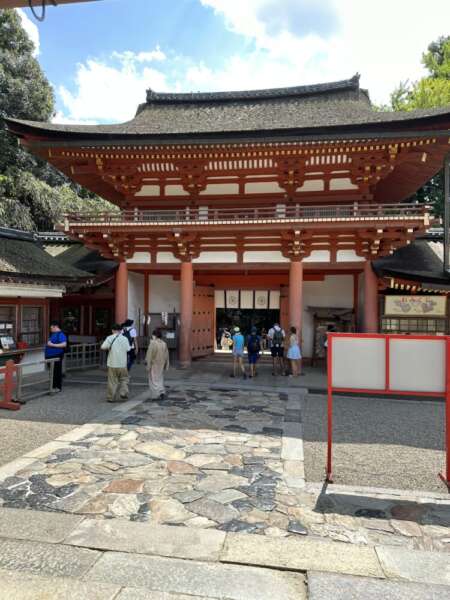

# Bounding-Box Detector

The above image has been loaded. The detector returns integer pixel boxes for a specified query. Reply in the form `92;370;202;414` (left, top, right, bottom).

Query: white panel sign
389;338;446;393
331;337;386;390
240;290;254;309
215;290;225;309
226;290;239;308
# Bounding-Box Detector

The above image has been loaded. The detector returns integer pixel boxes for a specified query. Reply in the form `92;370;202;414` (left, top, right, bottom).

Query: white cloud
58;51;169;123
17;8;40;56
199;0;450;104
56;0;450;124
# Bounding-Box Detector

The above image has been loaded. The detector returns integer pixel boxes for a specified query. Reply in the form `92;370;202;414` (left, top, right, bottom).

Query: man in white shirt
101;323;131;402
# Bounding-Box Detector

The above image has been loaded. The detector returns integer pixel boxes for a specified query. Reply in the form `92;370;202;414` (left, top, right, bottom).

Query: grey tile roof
5;76;450;141
0;235;90;282
374;239;450;284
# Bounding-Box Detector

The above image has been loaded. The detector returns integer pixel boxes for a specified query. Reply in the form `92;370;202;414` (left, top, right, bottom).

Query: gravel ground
0;377;142;467
301;393;447;493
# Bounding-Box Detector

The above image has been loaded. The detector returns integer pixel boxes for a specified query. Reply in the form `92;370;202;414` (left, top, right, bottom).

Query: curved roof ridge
145;74;361;104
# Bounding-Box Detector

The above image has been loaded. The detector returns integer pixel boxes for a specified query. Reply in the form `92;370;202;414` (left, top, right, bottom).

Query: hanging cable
28;1;58;22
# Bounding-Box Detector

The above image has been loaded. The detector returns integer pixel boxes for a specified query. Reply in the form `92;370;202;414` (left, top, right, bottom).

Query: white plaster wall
193;251;237;264
128;272;145;333
150;275;180;313
156;252;180;264
127;252;151;264
301;275;354;358
243;251;289;263
337;250;365;263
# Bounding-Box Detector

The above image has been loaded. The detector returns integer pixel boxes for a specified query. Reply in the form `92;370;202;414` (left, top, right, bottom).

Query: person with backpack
101;323;131;402
267;322;285;376
121;318;138;371
45;321;67;392
246;326;261;378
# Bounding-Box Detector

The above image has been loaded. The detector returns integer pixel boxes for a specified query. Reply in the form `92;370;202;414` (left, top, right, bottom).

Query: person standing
267;322;285;376
230;326;247;379
286;326;302;376
246;326;261;378
101;323;131;402
45;321;67;393
146;328;170;400
122;318;139;371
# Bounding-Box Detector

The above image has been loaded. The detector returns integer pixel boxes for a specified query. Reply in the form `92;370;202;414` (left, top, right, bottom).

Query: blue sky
18;0;450;124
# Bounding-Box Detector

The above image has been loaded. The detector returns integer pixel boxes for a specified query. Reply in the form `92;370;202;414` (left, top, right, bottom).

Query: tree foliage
0;9;114;232
387;36;450;216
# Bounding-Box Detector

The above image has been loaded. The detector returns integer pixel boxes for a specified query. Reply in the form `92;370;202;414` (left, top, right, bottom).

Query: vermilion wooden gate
192;285;215;358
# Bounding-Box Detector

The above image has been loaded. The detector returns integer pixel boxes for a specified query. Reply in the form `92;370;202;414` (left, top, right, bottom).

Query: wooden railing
64;203;429;226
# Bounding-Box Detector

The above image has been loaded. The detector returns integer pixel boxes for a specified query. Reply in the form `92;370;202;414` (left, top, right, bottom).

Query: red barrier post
326;334;333;482
0;359;20;411
439;337;450;489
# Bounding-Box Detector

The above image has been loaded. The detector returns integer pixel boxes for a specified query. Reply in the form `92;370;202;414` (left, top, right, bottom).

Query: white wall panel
149;275;180;313
156;252;180;264
200;183;239;195
245;182;284;193
337;250;365;263
193;252;237;264
165;185;189;196
126;252;151;264
215;290;225;308
303;250;330;263
127;272;145;334
389;338;445;393
240;290;254;309
135;185;159;196
331;337;386;390
243;251;289;263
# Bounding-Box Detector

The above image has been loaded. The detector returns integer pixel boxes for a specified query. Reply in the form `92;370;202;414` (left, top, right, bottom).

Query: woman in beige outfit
145;328;170;400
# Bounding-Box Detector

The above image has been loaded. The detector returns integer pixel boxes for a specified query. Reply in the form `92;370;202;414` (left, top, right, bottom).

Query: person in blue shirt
230;326;247;379
45;321;67;392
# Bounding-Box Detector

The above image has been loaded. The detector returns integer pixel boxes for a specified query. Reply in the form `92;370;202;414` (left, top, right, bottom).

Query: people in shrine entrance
230;326;247;379
246;326;261;378
122;318;138;370
267;323;285;376
286;326;303;377
146;328;170;400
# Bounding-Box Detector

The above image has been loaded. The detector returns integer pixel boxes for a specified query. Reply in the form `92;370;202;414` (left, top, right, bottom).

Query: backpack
122;329;135;354
247;335;260;354
272;329;284;346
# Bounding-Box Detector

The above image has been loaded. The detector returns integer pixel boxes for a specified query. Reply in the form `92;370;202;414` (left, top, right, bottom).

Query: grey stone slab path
376;545;450;586
307;571;449;600
86;551;307;600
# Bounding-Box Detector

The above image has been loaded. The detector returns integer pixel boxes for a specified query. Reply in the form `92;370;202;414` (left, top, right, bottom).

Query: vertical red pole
0;360;20;411
385;336;390;393
115;261;128;324
444;337;450;486
364;260;379;333
326;334;333;482
179;260;193;368
288;259;303;336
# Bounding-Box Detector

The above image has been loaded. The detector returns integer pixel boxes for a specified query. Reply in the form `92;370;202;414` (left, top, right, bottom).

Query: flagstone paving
0;386;449;552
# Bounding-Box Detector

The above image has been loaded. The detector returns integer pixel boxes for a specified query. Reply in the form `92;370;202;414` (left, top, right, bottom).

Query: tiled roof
0;231;90;281
5;76;450;141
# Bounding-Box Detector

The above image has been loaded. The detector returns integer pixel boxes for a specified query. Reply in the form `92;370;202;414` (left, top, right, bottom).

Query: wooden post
364;260;379;333
115;262;128;324
179;260;193;368
288;259;303;335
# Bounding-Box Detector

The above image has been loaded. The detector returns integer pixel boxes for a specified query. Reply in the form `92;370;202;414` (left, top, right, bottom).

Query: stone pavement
0;382;449;597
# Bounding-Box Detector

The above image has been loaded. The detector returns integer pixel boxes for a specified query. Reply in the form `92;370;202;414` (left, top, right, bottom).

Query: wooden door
192;285;215;358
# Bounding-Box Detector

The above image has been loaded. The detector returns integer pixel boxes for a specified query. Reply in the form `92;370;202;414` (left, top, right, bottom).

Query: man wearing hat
230;326;247;379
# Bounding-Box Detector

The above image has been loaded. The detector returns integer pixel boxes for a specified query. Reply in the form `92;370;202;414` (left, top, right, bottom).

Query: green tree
388;36;450;216
0;9;114;231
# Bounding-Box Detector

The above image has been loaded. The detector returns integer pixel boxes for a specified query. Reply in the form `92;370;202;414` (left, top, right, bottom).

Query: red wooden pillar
179;260;193;368
115;262;128;324
364;260;379;333
288;259;303;335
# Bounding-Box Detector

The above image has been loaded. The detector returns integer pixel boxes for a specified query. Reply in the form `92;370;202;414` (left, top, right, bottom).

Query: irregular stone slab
209;489;248;504
110;495;141;517
135;442;185;461
376;546;450;585
0;507;83;544
167;461;199;474
390;504;426;521
87;552;306;600
185;454;225;467
222;533;383;578
150;498;195;524
0;538;100;578
173;490;204;504
390;519;422;538
0;568;120;600
196;474;248;493
104;479;144;494
281;422;304;461
78;494;119;515
66;518;225;561
186;498;239;524
308;571;449;600
117;588;214;600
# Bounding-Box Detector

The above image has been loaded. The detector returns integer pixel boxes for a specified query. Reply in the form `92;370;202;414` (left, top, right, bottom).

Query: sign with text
385;295;446;317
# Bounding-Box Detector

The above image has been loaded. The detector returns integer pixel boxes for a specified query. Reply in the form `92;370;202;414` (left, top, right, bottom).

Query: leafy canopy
0;9;114;231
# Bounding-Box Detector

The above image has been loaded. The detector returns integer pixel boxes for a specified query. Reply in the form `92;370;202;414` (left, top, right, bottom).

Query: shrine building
6;75;450;366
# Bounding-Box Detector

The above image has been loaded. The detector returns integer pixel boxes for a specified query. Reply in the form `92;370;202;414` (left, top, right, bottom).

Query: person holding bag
101;323;131;402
